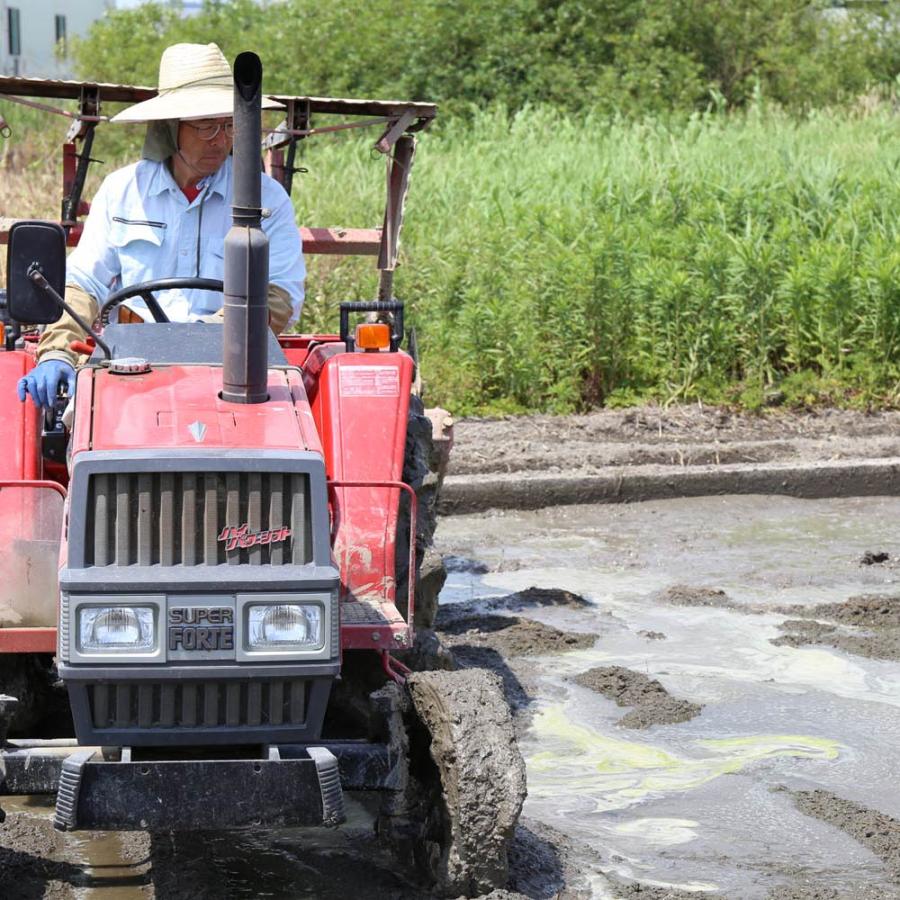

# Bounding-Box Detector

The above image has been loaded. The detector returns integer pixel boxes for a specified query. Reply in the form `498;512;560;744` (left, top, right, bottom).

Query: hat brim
111;87;283;123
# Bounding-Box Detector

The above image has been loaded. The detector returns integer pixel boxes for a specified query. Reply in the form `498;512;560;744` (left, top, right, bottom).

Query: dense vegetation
12;1;900;412
295;106;900;413
75;1;899;115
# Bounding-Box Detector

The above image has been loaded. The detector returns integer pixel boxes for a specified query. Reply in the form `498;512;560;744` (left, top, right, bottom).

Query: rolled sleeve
262;179;305;329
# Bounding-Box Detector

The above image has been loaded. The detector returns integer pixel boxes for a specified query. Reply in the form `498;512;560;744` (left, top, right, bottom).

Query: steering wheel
99;277;224;327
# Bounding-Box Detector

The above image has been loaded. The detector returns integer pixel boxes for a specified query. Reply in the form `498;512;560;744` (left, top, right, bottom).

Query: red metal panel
0;352;40;481
341;622;411;651
277;334;342;369
4;223;382;257
284;368;323;456
299;227;381;256
309;351;413;650
0;481;65;640
332;479;416;651
0;628;56;653
88;366;315;452
69;366;94;458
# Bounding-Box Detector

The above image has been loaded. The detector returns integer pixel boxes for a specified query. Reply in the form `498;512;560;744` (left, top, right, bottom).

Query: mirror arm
27;267;112;360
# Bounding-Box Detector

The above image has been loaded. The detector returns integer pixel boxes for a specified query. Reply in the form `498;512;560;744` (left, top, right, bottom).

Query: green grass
4;102;899;415
296;105;900;414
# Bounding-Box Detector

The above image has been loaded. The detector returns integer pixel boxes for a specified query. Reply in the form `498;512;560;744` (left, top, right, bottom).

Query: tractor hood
85;364;323;453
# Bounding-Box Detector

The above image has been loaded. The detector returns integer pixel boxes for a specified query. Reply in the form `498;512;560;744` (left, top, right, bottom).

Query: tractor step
0;738;396;808
51;745;345;831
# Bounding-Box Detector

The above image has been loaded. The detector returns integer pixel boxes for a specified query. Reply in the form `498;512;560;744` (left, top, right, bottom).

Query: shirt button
179;250;187;256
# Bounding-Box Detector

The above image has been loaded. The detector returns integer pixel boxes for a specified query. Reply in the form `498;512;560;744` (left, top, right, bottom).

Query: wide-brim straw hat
111;42;282;123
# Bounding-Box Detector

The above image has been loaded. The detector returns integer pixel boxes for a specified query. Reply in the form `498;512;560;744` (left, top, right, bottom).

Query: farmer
17;42;304;408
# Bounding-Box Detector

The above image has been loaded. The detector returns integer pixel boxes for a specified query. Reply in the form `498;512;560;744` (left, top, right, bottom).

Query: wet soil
765;887;897;899
443;407;900;514
437;494;900;898
573;666;703;729
436;609;597;658
449;406;900;477
773;593;900;661
781;593;900;628
406;669;527;896
0;802;151;898
790;789;900;885
773;619;900;661
657;585;743;611
649;585;900;662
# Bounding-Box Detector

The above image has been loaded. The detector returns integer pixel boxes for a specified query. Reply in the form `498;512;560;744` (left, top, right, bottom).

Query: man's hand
17;360;76;409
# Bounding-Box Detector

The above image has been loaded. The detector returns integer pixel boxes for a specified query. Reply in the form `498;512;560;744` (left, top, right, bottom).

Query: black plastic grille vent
85;472;312;566
87;679;310;730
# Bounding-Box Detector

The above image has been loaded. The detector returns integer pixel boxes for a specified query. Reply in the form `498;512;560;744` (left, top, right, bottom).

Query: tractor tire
0;654;54;736
395;394;445;630
378;668;527;897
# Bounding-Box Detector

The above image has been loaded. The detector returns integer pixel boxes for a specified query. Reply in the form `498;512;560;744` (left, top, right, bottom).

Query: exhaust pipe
222;51;268;404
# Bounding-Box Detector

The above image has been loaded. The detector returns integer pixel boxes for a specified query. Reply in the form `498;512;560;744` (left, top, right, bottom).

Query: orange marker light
355;323;391;351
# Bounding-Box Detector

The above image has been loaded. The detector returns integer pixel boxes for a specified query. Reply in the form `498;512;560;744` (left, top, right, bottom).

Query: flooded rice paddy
439;494;900;897
3;494;900;897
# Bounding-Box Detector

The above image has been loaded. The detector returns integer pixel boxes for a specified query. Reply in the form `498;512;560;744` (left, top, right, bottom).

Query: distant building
0;1;113;79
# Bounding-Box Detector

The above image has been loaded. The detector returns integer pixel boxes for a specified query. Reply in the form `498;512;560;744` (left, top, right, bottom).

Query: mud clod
861;551;890;565
437;610;596;658
783;593;900;628
573;666;702;729
791;789;900;883
766;885;896;899
602;874;720;899
658;585;740;611
406;669;527;897
489;587;591;612
444;555;490;574
774;594;900;660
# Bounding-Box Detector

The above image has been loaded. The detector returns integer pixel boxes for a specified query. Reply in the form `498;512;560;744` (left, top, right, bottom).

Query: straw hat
111;42;282;123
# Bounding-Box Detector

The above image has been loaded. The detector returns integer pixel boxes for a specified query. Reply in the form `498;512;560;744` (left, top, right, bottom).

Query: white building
0;1;112;79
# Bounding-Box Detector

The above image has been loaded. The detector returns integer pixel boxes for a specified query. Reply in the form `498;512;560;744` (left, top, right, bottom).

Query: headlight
247;604;322;648
79;606;155;651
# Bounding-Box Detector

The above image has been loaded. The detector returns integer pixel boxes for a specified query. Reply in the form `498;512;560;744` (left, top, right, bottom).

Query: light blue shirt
66;156;305;327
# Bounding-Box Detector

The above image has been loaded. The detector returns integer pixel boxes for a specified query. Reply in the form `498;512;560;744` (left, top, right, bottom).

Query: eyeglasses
184;120;234;141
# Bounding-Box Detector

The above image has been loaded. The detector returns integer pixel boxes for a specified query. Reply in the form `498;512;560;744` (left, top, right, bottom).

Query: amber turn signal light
355;322;391;350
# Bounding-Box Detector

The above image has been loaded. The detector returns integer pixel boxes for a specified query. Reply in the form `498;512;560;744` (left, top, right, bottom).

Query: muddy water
437;495;900;897
0;792;416;899
5;494;900;898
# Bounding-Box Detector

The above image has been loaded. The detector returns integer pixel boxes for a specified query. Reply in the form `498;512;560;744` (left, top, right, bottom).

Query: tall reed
296;105;900;411
3;104;898;412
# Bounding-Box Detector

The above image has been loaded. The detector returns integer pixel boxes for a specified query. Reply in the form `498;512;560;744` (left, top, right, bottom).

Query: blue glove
17;360;76;409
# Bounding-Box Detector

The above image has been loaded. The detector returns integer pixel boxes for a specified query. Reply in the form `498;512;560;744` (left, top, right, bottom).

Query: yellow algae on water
526;705;840;812
698;734;841;759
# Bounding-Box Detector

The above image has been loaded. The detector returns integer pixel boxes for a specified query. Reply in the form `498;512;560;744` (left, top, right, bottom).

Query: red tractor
0;53;525;896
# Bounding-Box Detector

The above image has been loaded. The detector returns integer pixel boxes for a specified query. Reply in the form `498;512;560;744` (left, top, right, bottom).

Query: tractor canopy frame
0;75;437;300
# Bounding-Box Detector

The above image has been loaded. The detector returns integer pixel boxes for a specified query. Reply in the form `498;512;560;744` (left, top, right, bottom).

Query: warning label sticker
340;366;401;398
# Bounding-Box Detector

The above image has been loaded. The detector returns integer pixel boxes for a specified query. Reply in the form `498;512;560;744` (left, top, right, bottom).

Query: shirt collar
146;155;231;199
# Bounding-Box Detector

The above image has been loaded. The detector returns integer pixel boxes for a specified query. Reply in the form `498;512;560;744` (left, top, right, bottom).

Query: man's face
177;117;234;178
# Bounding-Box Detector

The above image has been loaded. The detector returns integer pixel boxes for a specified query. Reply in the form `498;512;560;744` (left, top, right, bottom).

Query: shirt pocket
108;218;166;288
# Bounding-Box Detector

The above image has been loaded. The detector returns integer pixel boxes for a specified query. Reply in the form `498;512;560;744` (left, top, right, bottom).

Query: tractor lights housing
247;603;323;649
79;606;155;651
64;592;335;664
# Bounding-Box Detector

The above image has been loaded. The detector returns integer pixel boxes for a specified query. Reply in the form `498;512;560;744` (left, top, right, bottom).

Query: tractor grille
87;679;310;730
84;472;312;567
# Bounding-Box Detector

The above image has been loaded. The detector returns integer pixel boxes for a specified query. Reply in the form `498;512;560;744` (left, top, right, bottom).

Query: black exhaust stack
222;52;269;404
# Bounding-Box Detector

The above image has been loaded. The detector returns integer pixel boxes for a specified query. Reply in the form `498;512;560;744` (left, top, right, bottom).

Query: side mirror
6;221;66;325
